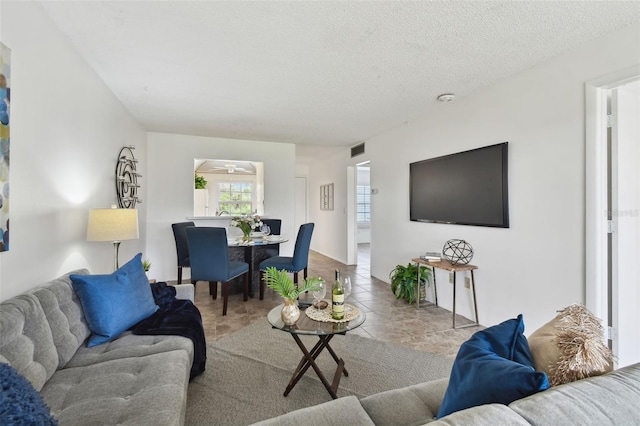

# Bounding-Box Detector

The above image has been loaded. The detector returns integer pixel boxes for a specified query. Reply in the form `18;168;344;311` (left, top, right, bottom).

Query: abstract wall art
0;42;10;252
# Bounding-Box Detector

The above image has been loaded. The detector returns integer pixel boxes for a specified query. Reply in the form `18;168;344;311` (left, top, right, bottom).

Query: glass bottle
332;269;345;320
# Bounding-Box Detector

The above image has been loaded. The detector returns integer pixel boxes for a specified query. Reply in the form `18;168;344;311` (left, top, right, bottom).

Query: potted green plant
263;266;323;325
389;263;431;304
194;173;207;189
142;258;152;273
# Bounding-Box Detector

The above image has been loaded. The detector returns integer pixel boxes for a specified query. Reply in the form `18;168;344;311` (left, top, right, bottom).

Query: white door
294;177;307;232
609;82;640;368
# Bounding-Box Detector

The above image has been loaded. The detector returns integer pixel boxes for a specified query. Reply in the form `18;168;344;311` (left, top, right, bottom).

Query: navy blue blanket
132;282;206;380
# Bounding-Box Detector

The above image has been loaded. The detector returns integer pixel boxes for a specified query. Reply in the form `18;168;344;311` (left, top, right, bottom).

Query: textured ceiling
39;1;640;151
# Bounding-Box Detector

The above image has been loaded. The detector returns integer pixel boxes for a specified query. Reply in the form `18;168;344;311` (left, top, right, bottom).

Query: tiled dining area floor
187;248;481;359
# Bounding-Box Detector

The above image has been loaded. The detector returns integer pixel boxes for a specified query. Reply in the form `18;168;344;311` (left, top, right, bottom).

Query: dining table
227;235;289;297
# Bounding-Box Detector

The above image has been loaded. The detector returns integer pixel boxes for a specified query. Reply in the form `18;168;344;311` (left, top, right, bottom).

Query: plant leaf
264;267;323;299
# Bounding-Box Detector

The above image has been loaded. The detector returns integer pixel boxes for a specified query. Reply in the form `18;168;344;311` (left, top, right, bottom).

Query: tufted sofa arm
0;270;194;426
172;283;195;303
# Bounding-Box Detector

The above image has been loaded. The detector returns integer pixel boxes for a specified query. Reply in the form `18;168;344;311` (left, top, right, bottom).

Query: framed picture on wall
320;183;334;211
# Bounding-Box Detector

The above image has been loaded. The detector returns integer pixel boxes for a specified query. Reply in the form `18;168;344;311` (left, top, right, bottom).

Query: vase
242;229;252;243
281;298;300;326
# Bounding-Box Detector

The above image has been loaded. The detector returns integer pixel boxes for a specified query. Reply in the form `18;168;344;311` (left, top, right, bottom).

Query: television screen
410;142;509;228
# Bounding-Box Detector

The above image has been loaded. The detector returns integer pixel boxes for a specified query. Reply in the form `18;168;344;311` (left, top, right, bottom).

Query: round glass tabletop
267;303;366;336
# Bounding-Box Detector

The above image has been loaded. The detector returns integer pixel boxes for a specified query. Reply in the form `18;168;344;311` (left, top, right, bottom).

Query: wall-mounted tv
410;142;509;228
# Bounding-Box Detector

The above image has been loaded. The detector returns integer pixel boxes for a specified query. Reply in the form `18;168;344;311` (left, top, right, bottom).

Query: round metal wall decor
442;239;473;265
115;146;141;209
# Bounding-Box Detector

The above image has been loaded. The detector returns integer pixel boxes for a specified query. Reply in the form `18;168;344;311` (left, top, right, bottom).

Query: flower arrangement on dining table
230;215;263;241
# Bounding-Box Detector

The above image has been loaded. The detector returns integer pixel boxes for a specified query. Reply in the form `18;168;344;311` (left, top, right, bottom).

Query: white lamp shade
87;208;139;242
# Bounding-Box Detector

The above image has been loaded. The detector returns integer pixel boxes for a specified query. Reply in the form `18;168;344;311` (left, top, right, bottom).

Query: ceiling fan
210;163;253;174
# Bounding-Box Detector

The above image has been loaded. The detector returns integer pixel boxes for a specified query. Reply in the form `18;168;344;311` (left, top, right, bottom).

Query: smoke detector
437;93;456;102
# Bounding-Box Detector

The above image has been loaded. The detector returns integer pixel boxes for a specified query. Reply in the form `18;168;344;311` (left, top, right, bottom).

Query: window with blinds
217;182;253;215
357;185;371;223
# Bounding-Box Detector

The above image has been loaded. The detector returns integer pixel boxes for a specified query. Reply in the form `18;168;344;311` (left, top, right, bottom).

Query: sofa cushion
528;304;612;386
360;378;449;425
437;314;549;418
431;403;531;425
27;270;92;369
0;294;59;391
65;331;193;369
0;362;57;425
249;395;375;426
510;362;640;425
70;253;158;347
40;350;191;426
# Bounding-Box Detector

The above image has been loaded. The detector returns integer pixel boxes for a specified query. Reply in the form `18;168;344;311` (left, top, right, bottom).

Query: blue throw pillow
437;314;549;418
70;253;158;347
0;363;58;425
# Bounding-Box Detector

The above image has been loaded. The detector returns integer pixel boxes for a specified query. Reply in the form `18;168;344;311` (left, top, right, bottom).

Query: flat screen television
410;142;509;228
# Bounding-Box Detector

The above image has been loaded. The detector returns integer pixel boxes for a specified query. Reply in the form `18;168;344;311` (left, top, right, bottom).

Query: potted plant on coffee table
263;266;323;325
389;263;431;305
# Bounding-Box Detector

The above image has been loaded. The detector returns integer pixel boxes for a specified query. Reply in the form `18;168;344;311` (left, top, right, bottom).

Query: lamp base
112;241;121;271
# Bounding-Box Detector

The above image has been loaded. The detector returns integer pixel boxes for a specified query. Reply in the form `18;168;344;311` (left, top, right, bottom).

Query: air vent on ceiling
351;142;365;158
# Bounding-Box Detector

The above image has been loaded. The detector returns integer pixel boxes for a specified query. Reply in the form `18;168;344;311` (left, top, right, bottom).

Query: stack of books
420;252;442;262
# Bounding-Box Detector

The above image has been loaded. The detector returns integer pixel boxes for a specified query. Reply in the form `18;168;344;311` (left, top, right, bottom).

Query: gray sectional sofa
253;360;640;425
0;270;195;426
3;269;639;426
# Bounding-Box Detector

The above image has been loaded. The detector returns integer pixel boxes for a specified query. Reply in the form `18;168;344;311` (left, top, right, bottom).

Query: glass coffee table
267;303;366;399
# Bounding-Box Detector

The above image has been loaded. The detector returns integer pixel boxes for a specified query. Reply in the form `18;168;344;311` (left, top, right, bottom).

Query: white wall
308;156;352;262
308;24;640;332
145;132;295;282
0;2;147;301
357;224;371;244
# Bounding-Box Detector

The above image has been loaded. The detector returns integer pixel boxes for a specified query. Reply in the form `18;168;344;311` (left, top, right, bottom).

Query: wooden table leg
284;334;346;399
324;338;349;377
286;336;328;391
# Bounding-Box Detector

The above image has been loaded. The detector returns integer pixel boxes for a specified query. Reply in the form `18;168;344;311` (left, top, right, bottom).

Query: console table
412;258;479;329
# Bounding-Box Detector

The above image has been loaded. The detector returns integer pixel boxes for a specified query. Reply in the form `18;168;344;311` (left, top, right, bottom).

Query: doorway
356;163;371;272
586;67;640;368
345;162;371;269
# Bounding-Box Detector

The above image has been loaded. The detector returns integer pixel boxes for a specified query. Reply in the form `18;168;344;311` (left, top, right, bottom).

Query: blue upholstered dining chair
171;222;194;284
261;218;282;259
186;227;249;316
259;223;314;300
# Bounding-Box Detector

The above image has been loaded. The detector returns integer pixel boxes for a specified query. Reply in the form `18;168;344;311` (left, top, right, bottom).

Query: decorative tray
305;303;360;323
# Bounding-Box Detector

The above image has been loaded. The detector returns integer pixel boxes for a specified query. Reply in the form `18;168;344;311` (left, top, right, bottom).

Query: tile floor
188;246;481;359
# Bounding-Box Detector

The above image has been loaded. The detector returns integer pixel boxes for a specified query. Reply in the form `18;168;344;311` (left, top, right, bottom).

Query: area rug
186;320;454;425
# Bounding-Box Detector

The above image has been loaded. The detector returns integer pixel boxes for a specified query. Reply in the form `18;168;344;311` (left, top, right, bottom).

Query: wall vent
351;142;365;158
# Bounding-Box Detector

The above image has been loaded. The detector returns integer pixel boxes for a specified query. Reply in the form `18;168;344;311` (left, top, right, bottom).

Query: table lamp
87;207;139;271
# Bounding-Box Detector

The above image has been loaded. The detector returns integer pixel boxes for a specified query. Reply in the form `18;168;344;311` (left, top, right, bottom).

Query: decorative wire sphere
442;239;474;265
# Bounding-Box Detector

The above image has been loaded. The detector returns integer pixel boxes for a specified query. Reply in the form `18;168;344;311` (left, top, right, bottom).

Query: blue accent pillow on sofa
70;253;158;347
437;314;549;418
0;362;58;425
